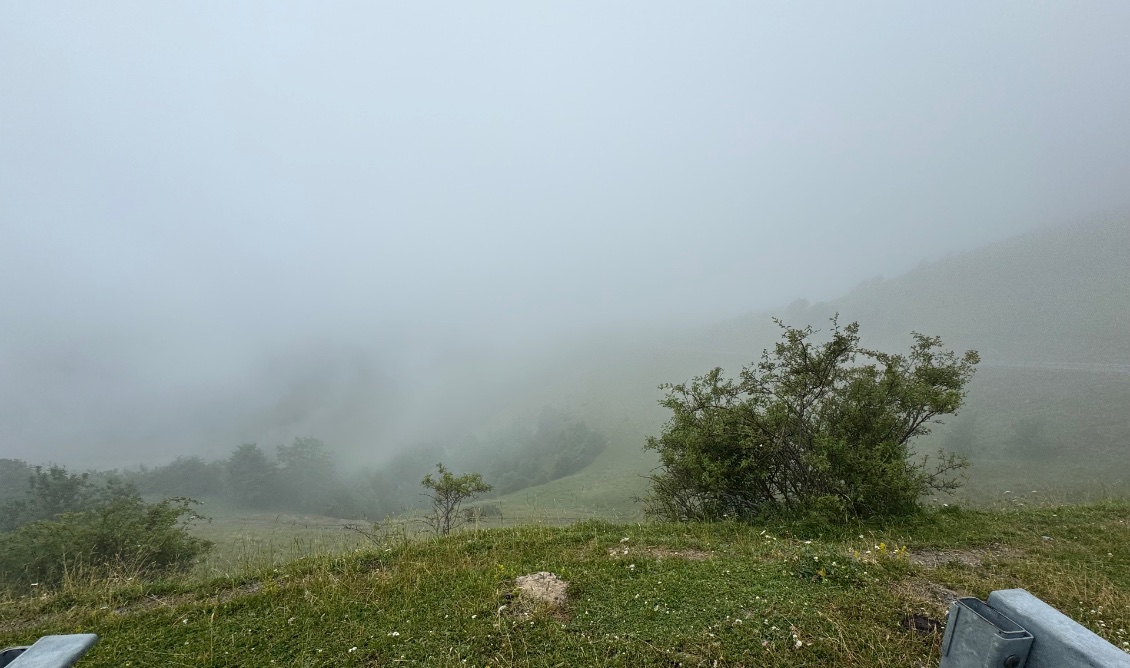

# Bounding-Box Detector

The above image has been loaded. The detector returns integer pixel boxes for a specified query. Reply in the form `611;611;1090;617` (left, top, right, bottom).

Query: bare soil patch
907;545;1016;568
891;578;963;617
514;572;568;608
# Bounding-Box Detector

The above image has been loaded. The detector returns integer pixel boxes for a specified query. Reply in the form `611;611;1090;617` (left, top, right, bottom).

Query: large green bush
0;465;212;589
0;494;212;589
642;318;979;522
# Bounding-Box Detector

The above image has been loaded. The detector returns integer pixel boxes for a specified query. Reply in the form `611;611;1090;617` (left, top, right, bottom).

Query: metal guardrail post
939;596;1033;667
0;634;98;668
940;589;1130;667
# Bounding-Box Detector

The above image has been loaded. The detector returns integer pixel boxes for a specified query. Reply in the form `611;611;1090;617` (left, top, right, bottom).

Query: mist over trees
101;409;608;520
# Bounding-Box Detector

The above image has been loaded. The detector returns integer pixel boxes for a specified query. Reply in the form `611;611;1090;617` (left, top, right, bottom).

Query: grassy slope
489;218;1130;512
2;502;1128;667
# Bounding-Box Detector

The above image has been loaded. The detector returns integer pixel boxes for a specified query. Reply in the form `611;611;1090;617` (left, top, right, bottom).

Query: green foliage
368;409;608;513
472;408;608;494
224;443;278;509
0;464;138;532
643;318;979;522
420;463;492;535
275;437;337;514
4;502;1127;667
0;466;212;589
0;458;32;504
130;456;225;498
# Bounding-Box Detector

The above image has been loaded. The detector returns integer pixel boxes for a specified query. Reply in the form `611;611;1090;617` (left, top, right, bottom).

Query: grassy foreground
2;502;1129;667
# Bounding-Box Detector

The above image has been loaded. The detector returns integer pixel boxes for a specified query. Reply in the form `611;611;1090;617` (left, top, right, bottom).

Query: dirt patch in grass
514;572;568;608
907;545;1016;569
505;572;571;622
891;577;963;617
607;546;712;561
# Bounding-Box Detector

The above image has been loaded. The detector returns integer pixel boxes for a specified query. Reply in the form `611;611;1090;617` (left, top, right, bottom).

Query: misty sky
2;2;1129;465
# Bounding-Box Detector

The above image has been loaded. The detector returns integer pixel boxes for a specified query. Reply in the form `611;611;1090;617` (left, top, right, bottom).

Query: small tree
642;317;979;522
420;463;492;536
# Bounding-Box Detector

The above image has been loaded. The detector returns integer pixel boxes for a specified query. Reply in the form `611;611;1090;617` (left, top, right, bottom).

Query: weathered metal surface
940;589;1130;667
940;596;1033;668
987;589;1130;668
1;635;97;668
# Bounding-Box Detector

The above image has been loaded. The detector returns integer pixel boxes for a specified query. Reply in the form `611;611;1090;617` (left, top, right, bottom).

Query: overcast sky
2;2;1129;465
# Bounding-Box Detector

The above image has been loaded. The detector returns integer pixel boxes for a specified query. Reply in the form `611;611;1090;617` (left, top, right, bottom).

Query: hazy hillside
500;218;1130;511
779;217;1130;363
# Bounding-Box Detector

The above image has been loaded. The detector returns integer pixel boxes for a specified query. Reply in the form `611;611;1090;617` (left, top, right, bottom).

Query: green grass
3;502;1129;666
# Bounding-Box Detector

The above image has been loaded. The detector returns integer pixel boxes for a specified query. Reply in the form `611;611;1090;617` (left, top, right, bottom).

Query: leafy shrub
421;463;492;535
0;465;136;532
642;318;978;522
0;494;212;589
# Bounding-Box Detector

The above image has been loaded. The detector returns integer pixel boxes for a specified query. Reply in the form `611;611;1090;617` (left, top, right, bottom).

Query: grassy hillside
3;502;1128;666
494;218;1130;511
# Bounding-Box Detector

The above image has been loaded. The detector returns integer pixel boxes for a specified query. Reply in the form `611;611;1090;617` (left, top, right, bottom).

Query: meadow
2;499;1128;667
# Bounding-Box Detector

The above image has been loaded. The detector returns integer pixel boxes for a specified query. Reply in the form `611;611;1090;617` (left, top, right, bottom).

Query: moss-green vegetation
3;502;1128;666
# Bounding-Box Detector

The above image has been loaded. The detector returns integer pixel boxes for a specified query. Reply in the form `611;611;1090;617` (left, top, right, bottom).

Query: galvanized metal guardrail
0;635;97;668
941;589;1130;667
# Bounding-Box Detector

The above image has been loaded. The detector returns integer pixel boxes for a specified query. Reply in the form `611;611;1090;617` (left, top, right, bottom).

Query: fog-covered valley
2;2;1128;501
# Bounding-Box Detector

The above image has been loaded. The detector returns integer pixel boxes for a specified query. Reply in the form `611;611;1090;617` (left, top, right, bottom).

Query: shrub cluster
643;318;978;522
0;466;211;589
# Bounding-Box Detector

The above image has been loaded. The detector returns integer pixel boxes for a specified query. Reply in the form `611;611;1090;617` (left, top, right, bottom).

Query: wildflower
349;647;357;653
620;537;630;543
388;631;400;637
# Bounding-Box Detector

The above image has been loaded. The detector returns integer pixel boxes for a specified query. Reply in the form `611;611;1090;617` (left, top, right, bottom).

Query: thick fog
2;2;1129;467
